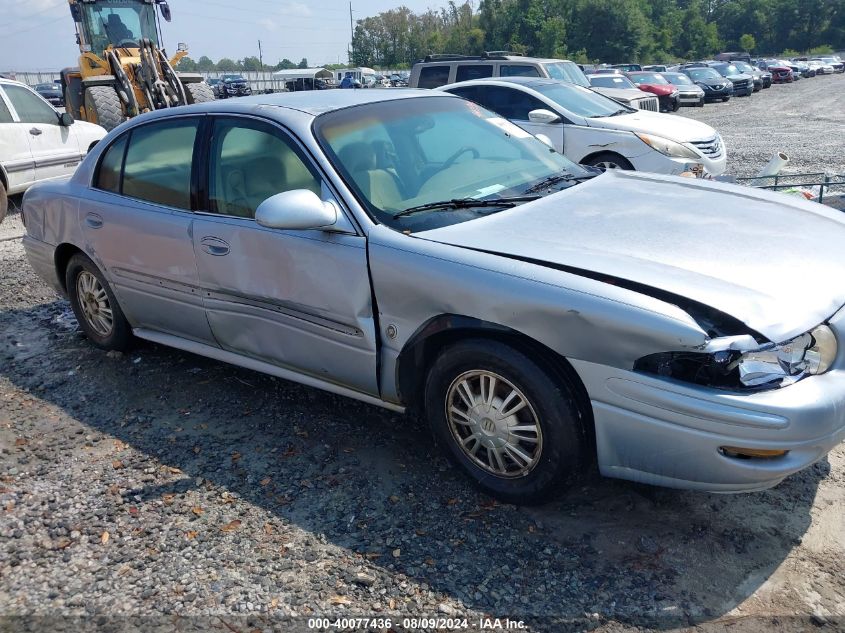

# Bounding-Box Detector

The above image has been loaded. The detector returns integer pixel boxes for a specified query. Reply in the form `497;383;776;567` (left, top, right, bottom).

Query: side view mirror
255;190;338;231
528;109;561;124
59;112;74;126
158;0;172;21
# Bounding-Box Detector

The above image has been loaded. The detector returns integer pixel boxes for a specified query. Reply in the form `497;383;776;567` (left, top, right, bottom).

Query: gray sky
1;0;438;71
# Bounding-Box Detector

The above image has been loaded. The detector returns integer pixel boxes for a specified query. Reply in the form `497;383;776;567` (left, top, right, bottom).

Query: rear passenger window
122;119;199;210
208;118;320;219
500;65;541;78
95;134;127;193
455;65;493;81
417;66;450;89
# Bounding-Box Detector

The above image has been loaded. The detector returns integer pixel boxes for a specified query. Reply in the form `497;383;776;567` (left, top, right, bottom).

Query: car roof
130;88;455;121
440;77;580;92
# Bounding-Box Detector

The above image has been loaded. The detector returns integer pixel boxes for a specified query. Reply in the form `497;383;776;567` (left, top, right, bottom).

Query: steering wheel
442;146;480;169
116;39;138;48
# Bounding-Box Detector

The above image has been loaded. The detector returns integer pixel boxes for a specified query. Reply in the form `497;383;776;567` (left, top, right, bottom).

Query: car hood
636;84;674;96
591;86;653;102
694;78;730;88
416;170;845;342
725;72;752;81
587;109;716;142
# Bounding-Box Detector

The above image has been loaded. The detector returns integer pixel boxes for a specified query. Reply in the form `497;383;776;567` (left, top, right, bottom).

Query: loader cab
71;0;161;55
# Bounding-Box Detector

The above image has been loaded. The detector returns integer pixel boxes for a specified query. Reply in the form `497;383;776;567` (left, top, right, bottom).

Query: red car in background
757;60;794;83
625;71;680;112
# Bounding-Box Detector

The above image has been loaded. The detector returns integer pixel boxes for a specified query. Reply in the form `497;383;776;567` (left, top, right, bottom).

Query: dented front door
191;115;378;395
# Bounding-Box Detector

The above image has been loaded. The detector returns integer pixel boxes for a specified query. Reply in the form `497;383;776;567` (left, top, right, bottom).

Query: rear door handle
200;236;230;256
29;128;42;136
85;213;103;229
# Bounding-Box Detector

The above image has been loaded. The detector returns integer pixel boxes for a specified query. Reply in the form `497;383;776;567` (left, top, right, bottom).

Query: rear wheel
83;86;126;132
582;152;634;171
66;253;131;351
185;82;215;104
424;339;588;504
0;180;7;225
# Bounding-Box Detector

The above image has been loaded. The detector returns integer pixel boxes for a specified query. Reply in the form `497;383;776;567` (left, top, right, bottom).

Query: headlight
635;133;700;160
635;325;837;390
732;325;837;387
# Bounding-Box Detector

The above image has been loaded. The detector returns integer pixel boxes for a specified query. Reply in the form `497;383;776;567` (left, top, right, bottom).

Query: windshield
663;73;692;85
314;96;588;231
628;73;669;85
80;0;158;53
530;82;633;118
542;62;590;87
35;84;56;91
223;75;245;83
589;74;637;89
734;62;754;73
685;68;721;81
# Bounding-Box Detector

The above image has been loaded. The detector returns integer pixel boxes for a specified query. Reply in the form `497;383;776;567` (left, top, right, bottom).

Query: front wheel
83;86;126;131
66;253;132;351
582;152;634;171
424;339;588;504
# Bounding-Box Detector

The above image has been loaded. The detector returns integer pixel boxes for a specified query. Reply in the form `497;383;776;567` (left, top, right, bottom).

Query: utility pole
349;2;354;64
258;39;263;69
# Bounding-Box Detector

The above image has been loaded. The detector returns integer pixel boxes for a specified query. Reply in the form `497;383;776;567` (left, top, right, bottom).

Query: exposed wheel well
54;243;84;293
579;150;633;169
0;167;8;192
396;315;595;453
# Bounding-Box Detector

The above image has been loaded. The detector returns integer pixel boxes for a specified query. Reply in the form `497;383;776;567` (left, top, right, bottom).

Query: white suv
0;78;106;223
410;53;659;111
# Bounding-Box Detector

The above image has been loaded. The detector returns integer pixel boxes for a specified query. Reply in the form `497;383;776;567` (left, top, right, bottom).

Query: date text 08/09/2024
307;617;527;630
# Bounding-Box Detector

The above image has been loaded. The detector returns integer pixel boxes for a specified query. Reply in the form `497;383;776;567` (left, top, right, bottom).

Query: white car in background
440;77;726;175
0;78;106;223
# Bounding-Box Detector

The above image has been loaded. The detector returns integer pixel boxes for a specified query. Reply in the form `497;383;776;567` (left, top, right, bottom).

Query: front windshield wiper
392;195;540;219
523;171;594;194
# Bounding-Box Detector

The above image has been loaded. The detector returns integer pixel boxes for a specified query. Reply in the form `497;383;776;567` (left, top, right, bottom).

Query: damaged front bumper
571;356;845;491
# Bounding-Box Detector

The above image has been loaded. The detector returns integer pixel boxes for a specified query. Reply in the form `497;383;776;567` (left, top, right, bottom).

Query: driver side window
207;118;321;219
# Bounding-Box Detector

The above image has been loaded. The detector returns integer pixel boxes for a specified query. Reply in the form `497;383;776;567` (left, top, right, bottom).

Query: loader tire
84;86;126;132
185;82;215;104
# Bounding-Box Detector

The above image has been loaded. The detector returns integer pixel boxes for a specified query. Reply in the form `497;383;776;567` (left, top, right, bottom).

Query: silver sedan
22;90;845;503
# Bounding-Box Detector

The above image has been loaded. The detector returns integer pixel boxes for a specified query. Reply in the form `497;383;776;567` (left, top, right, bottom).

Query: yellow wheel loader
62;0;214;131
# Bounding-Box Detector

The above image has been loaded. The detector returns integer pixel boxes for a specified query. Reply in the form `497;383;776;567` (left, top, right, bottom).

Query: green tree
216;58;238;71
274;58;297;70
196;55;215;71
297;58;309;69
739;33;756;51
175;56;197;71
241;56;262;71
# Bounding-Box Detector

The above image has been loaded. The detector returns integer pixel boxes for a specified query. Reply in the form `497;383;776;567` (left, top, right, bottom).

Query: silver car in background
22;90;845;503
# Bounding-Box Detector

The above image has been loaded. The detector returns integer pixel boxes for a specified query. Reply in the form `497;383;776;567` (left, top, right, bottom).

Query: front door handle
29;128;42;136
200;236;230;256
85;213;103;229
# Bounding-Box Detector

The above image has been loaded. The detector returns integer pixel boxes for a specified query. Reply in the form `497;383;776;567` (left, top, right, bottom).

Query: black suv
215;75;252;99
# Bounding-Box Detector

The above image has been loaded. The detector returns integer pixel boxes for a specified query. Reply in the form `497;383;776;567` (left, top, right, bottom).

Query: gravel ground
1;78;845;633
678;72;845;179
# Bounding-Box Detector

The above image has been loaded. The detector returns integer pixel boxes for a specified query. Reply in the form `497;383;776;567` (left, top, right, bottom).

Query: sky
1;0;438;71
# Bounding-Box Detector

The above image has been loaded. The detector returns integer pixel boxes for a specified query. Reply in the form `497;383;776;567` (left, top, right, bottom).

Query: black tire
424;339;588;504
84;86;126;132
185;82;215;104
65;253;132;351
722;97;730;102
0;180;7;225
582;152;634;171
697;99;705;107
